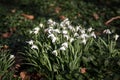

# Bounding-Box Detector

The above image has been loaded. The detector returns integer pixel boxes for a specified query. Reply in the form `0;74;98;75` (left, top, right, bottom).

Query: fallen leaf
3;45;9;49
93;13;99;20
20;71;27;80
55;7;61;14
59;15;66;20
1;32;12;38
21;13;34;20
80;68;86;74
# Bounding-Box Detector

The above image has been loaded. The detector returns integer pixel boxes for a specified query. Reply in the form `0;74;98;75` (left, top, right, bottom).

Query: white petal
114;34;119;40
59;46;66;51
10;55;15;59
52;50;58;56
26;40;34;45
62;42;68;48
70;38;74;43
103;29;111;34
31;45;38;50
62;30;68;34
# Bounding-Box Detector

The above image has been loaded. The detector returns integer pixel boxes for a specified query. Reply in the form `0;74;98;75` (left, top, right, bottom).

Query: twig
105;16;120;25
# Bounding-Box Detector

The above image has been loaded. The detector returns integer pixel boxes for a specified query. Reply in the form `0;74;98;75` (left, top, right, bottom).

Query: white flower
103;29;111;34
39;23;44;28
48;28;53;34
68;25;73;30
80;34;89;38
54;29;61;33
88;27;93;32
26;40;34;45
52;37;57;43
81;38;87;45
59;46;66;51
48;19;53;24
48;34;57;43
31;45;38;50
34;27;40;31
70;38;74;42
62;42;68;48
52;50;58;56
114;34;119;40
60;22;65;27
76;26;80;31
33;27;40;34
74;33;79;37
90;32;96;38
48;34;55;38
80;29;85;34
64;35;69;40
62;30;68;34
48;19;56;26
10;55;15;59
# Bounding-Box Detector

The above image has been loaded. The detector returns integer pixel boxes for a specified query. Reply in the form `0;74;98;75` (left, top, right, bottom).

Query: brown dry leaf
93;13;99;20
1;32;12;38
59;15;66;20
105;16;120;26
80;68;86;74
3;45;9;49
21;13;34;20
20;71;27;80
55;7;61;14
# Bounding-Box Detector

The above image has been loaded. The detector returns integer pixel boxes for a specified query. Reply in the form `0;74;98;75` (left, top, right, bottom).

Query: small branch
105;16;120;25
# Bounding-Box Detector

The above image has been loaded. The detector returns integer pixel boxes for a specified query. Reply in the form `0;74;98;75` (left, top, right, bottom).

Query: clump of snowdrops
0;50;15;79
23;18;120;80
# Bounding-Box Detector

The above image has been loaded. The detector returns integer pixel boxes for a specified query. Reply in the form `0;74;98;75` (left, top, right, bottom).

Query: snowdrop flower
59;46;66;51
31;45;38;50
65;20;70;26
62;42;68;48
52;37;57;43
90;32;96;38
39;23;44;28
74;33;79;37
26;40;34;45
81;38;87;45
33;27;40;34
68;25;73;30
69;38;74;43
64;35;69;40
48;19;56;26
48;19;53;24
62;30;68;35
80;29;85;34
103;29;111;34
48;34;57;43
48;28;53;34
48;34;55;38
114;34;119;40
80;34;89;38
53;29;61;33
60;22;65;27
10;55;15;59
88;27;93;32
76;26;80;31
52;50;58;56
